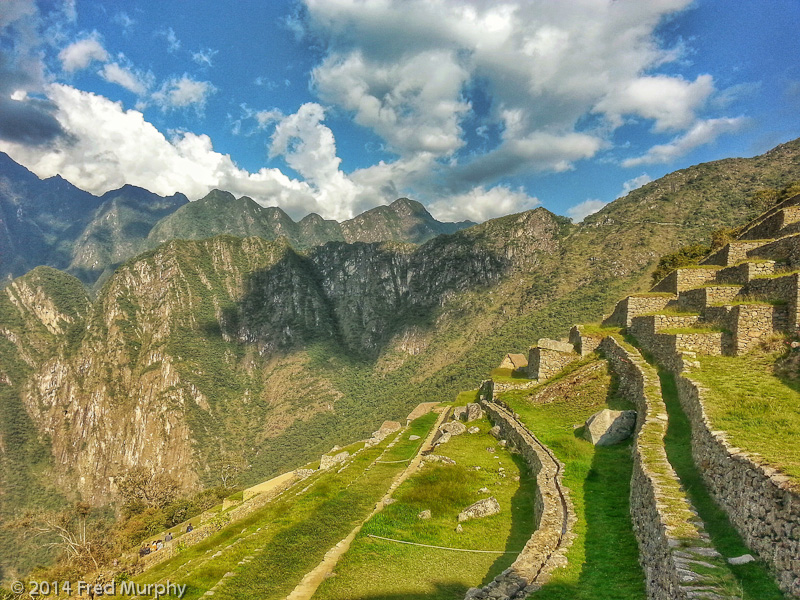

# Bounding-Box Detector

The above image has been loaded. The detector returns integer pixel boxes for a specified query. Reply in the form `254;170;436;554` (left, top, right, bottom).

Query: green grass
123;412;439;600
692;350;800;481
490;367;530;384
628;292;675;298
752;269;800;280
576;323;623;337
499;360;646;599
708;296;786;307
314;414;536;600
657;370;785;599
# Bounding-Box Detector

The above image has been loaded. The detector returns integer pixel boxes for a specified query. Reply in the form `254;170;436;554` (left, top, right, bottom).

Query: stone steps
602;293;676;327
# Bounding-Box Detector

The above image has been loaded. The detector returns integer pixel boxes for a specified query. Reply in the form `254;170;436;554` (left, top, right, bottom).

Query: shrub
651;243;711;285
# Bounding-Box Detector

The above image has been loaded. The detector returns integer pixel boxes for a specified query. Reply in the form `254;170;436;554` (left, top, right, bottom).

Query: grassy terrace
314;402;536;599
692;348;800;482
123;412;440;600
499;358;646;600
657;371;785;599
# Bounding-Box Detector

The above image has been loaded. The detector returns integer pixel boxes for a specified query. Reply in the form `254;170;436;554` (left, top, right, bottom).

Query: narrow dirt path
284;407;449;600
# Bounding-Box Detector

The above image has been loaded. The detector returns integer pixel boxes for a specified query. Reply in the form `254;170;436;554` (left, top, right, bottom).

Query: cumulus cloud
303;0;706;183
58;33;108;72
567;199;607;222
0;85;321;215
152;75;216;111
622;117;748;167
99;61;152;95
428;185;539;222
595;75;715;132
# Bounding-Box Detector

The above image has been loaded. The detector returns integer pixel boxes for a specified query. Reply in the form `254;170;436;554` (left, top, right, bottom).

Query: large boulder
582;409;637;446
320;450;350;470
453;406;468;421
465;403;483;422
441;420;467;436
458;497;501;522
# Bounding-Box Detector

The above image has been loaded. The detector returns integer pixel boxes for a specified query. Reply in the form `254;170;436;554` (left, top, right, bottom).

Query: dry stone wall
651;267;719;293
703;240;772;267
675;375;800;597
600;336;741;600
748;234;800;268
569;325;601;356
463;380;575;599
528;339;578;380
747;272;800;329
602;294;675;327
678;285;742;310
715;260;776;285
740;205;800;240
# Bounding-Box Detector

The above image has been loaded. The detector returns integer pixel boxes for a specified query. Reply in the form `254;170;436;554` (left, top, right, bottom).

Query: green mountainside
2;138;800;580
147;192;474;250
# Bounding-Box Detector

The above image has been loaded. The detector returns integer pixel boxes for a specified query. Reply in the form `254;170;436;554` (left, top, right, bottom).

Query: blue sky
0;0;798;222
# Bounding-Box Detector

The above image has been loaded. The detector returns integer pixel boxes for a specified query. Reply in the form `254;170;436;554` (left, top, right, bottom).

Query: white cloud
567;199;607;222
304;0;702;182
192;48;218;67
620;173;652;197
622;117;748;167
428;185;539;222
158;27;181;53
152;75;216;111
595;75;715;132
99;62;152;96
59;33;108;72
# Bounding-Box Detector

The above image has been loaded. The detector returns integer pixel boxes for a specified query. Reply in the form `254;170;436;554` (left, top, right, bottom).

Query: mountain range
0;155;474;287
1;138;800;577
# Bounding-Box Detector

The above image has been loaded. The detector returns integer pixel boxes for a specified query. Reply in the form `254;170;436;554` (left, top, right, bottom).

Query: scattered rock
478;487;489;493
441;420;467;436
465;403;483;422
498;440;507;447
486;446;496;453
409;435;420;441
453;406;468;421
458;497;501;522
294;468;315;479
489;425;502;439
436;432;452;446
468;426;480;434
455;524;463;533
418;509;432;520
379;420;402;434
320;451;350;470
384;498;397;506
582;409;637;446
330;445;341;453
728;554;755;565
424;454;456;465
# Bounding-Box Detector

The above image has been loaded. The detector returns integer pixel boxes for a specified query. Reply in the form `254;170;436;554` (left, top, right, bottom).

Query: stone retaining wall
568;325;601;356
135;472;300;572
603;295;676;327
465;380;575;599
703;241;772;267
527;340;578;381
492;379;539;396
678;285;742;310
747;272;800;329
715;260;776;285
747;234;800;268
600;336;741;600
675;375;800;597
740;206;800;240
651;267;719;293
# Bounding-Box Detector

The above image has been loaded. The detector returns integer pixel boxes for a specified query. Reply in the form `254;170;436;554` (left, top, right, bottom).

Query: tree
116;467;179;510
